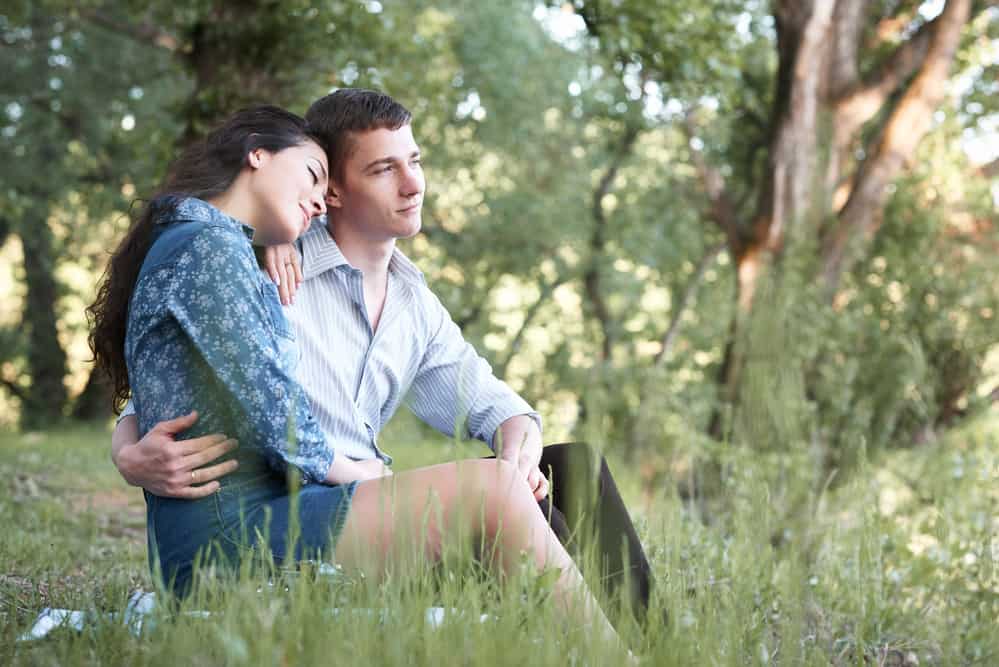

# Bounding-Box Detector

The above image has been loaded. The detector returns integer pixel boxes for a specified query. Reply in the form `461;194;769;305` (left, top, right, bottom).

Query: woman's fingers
277;265;293;305
262;244;300;305
281;255;300;304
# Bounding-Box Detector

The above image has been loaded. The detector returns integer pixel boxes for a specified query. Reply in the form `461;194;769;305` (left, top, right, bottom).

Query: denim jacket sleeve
157;224;334;482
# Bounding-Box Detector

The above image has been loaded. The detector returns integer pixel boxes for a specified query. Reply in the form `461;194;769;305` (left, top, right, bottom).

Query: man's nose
400;165;423;197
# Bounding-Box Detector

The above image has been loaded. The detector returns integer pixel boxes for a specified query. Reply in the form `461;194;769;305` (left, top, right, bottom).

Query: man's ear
325;185;342;209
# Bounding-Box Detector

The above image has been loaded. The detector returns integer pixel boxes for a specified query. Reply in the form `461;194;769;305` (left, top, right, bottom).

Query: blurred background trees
2;0;997;495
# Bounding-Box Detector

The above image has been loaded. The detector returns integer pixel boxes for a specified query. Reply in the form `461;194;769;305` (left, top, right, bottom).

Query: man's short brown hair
305;88;412;182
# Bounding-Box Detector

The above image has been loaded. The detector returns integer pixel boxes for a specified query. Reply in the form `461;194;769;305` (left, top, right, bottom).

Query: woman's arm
112;411;239;498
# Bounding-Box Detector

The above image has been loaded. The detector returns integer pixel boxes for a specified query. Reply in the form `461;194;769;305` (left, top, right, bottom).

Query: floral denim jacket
125;197;333;483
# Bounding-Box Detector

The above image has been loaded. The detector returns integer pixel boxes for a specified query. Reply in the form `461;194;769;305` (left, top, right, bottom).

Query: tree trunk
71;365;113;420
709;0;837;435
19;205;68;428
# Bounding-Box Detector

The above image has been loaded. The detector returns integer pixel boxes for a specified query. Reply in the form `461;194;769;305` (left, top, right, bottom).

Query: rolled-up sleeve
405;290;541;451
165;228;334;482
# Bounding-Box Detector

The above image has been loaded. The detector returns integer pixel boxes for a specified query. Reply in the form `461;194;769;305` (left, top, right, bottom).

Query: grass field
1;411;996;665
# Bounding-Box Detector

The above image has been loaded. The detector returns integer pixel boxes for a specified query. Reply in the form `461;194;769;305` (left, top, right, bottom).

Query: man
112;88;652;620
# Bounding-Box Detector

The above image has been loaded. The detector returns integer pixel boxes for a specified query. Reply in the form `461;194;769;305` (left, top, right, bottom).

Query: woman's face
246;140;329;244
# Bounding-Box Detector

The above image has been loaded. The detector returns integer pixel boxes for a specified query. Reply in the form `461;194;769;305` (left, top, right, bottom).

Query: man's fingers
188;458;239;484
177;432;230;456
534;475;549;500
184;438;238;468
153;410;199;436
176;481;222;499
525;466;548;500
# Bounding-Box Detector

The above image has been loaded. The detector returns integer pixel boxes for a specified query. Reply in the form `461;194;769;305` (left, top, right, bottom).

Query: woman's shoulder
143;198;255;275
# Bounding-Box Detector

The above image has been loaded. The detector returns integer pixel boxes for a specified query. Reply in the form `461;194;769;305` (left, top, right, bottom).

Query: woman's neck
206;184;254;230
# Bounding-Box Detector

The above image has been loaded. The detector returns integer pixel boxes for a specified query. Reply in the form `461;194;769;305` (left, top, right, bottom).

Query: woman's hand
324;456;393;485
263;243;303;305
113;411;239;499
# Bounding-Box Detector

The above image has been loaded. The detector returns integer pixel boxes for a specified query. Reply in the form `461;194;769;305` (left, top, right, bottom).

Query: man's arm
112;411;239;499
113;410;390;495
406;290;547;498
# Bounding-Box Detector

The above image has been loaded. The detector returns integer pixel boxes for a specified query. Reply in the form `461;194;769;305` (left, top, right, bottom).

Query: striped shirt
287;221;540;463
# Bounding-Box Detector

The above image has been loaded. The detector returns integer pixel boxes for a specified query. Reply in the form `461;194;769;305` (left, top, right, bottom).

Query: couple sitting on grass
89;89;654;644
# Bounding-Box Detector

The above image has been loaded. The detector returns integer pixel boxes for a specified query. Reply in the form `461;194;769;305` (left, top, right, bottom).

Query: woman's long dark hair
87;106;320;413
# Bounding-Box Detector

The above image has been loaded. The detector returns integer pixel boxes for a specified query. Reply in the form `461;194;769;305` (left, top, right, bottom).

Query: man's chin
401;220;422;239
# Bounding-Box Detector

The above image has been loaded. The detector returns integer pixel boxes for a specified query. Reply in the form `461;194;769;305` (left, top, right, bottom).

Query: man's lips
397;202;422;214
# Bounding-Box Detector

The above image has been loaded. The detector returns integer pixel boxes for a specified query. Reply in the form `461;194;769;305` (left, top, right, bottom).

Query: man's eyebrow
363;151;421;171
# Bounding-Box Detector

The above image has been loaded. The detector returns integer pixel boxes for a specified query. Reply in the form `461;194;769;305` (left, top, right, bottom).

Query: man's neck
327;219;394;281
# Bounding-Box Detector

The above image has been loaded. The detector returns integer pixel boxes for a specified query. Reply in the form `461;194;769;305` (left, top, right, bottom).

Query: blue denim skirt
145;470;358;596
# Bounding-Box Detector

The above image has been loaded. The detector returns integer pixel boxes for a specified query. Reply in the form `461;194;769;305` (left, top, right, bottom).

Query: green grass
1;412;996;665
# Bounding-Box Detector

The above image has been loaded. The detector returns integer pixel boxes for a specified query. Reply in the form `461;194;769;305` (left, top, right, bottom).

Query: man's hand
263;243;302;305
497;415;548;501
112;411;238;499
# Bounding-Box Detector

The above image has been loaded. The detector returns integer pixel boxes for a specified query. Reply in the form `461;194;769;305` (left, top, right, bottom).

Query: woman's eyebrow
310;158;328;180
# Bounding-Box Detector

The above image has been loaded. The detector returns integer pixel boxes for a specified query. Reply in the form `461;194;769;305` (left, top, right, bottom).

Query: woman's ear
247;149;265;169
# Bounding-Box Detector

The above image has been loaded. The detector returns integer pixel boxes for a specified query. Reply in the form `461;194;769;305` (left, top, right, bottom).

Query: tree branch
823;0;973;287
495;274;568;378
978;156;999;179
584;124;640;361
79;9;180;53
0;377;28;403
828;0;869;96
683;112;742;252
834;12;937;131
654;242;725;367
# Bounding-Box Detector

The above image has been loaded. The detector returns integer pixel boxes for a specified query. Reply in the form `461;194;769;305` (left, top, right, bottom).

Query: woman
88;107;621;642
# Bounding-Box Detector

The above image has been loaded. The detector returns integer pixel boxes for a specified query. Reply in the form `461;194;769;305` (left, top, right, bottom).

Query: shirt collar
163;196;256;241
298;221;425;287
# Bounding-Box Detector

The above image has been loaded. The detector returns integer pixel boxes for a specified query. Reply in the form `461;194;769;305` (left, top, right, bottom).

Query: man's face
327;124;424;243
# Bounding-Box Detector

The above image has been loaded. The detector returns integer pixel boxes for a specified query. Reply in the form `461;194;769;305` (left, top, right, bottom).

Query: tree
565;0;997;441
